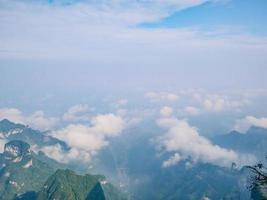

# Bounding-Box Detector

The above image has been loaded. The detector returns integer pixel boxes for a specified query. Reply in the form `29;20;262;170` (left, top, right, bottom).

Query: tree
246;161;267;200
247;163;267;189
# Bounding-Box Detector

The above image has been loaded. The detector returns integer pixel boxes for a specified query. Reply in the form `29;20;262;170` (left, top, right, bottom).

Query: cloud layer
202;95;248;112
0;138;6;153
1;0;266;71
160;106;173;117
234;116;267;133
145;92;179;102
0;107;58;130
1;0;214;25
62;104;90;122
156;116;255;167
184;106;200;116
47;113;125;163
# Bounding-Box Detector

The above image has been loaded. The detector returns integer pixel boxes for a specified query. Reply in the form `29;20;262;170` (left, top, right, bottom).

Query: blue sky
40;0;267;35
0;0;267;100
142;0;267;35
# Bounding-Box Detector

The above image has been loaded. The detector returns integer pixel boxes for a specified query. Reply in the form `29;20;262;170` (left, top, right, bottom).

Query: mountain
212;126;267;161
1;119;262;200
0;140;127;200
0;140;55;200
36;169;127;200
0;119;68;170
126;159;249;200
92;121;251;200
0;119;67;150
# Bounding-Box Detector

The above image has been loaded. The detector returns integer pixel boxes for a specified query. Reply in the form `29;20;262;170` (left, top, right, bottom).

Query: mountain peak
228;130;241;135
36;169;126;200
0;119;13;128
0;118;12;124
0;119;25;133
4;140;30;158
0;118;18;126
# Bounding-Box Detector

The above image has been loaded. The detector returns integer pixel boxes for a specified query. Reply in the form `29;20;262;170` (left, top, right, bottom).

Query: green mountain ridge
0;139;127;200
37;169;127;200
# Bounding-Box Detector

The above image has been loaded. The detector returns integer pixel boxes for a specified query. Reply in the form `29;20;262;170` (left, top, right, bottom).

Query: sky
0;0;267;167
0;0;266;110
0;0;267;108
143;0;267;35
0;0;267;91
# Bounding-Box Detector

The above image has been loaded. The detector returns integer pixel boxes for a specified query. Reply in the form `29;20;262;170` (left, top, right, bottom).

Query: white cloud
28;111;59;131
156;117;255;167
203;98;224;112
202;95;248;112
0;108;24;124
0;107;58;130
160;106;173;117
177;90;252;114
50;113;124;163
40;144;91;164
90;113;125;136
184;106;199;116
162;153;182;167
0;138;6;153
63;104;90;122
116;109;144;128
234;116;267;133
145;92;179;102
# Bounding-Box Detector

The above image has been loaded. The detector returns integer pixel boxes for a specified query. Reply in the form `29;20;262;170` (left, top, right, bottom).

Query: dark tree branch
246;166;267;180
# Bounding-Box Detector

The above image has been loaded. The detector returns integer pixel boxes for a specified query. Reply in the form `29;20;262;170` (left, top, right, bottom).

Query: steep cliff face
0;140;54;200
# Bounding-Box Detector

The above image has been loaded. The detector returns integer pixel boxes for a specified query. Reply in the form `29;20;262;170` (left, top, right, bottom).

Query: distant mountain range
212;126;267;161
94;120;267;200
0;119;267;200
